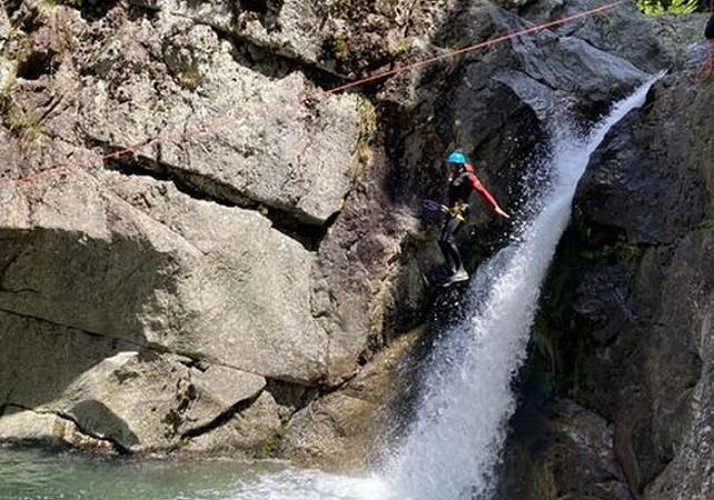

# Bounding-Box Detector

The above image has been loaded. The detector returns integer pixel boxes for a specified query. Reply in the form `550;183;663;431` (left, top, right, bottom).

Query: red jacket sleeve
468;173;505;213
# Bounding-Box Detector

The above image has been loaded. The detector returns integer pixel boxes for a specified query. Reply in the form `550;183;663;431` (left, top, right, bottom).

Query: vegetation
392;37;412;57
330;34;351;62
355;97;377;171
4;102;44;142
177;63;203;91
0;68;18;106
636;0;703;15
37;0;63;17
257;424;287;459
0;67;43;142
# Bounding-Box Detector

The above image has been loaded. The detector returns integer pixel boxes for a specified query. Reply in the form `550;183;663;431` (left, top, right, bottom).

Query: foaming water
227;469;394;500
385;78;660;500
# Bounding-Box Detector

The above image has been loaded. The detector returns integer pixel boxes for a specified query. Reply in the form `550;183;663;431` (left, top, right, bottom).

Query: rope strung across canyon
7;0;626;188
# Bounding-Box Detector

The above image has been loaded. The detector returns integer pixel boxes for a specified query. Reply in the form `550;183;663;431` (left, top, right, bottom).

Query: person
437;150;510;287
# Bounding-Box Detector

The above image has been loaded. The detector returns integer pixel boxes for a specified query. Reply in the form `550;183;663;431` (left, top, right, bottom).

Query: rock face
497;399;631;500
0;0;445;457
2;0;707;486
279;327;423;470
1;172;326;383
499;13;713;500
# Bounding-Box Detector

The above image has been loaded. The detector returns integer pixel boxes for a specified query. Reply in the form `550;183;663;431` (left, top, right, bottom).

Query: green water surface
0;447;393;500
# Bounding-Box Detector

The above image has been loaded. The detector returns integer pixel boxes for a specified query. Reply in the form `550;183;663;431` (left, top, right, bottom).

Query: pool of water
0;448;395;500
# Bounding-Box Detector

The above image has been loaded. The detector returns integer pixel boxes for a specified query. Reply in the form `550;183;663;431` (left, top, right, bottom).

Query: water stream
386;78;659;500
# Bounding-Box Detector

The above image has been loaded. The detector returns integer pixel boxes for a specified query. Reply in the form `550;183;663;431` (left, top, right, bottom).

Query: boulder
75;20;361;225
521;0;668;73
180;391;284;456
0;170;327;383
0;307;273;453
280;328;424;470
0;408;115;453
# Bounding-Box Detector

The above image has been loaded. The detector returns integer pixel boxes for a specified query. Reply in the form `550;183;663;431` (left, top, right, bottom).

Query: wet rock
497;399;631;500
519;23;713;499
280;328;423;470
312;149;425;384
522;0;668;73
577;85;706;245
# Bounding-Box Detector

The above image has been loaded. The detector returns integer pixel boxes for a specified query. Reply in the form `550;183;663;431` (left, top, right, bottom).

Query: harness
445;201;469;221
446;171;472;221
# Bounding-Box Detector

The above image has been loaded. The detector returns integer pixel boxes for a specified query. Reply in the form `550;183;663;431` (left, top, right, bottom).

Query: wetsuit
706;13;714;40
439;166;504;276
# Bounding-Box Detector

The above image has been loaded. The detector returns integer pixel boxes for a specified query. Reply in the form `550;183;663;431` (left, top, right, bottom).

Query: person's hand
440;204;449;214
495;207;510;219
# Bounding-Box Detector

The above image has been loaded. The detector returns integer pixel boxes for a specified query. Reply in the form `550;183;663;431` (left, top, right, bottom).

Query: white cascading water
384;77;661;500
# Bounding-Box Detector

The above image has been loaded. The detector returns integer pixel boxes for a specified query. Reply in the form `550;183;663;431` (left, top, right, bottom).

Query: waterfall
386;77;660;500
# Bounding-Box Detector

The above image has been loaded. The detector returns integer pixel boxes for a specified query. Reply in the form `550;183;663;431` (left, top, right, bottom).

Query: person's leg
439;217;465;276
439;219;458;274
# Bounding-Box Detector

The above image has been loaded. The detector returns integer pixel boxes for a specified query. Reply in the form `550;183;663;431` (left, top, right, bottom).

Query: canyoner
425;150;510;289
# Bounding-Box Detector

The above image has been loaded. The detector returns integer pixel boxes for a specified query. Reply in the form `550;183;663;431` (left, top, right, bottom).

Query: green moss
701;218;714;232
700;203;714;232
331;35;351;62
0;68;17;106
6;105;44;141
616;242;647;270
1;76;44;142
354;97;377;170
636;0;701;15
328;0;350;19
177;63;202;91
682;370;700;389
532;249;577;386
257;424;287;459
37;0;62;16
533;211;649;397
392;38;411;57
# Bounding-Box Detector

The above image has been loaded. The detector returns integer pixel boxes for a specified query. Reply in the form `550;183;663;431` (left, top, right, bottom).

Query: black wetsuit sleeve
706;14;714;40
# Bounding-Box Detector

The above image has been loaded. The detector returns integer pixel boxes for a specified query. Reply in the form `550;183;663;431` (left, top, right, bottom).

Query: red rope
6;0;626;188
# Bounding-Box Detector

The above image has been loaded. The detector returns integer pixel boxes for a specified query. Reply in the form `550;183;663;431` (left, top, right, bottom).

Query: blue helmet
446;150;467;165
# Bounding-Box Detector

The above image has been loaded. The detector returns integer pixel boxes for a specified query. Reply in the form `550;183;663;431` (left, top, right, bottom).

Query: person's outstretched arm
468;172;510;218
